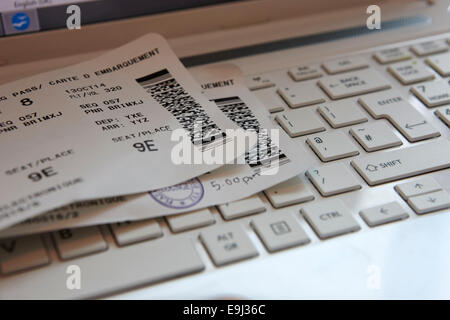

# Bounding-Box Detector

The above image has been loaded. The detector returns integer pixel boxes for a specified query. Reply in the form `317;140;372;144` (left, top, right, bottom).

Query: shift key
351;140;450;186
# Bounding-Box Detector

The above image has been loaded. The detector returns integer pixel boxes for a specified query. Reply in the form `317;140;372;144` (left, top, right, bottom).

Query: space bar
351;140;450;186
1;237;205;299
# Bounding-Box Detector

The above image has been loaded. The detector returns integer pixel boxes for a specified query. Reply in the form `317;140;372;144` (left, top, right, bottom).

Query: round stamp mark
149;177;204;209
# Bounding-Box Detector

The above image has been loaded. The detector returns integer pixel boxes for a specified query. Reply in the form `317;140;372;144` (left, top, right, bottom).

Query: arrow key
360;202;409;227
407;190;450;214
395;177;442;199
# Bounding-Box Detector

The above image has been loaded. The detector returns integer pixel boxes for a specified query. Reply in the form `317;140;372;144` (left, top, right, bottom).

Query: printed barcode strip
212;96;290;171
136;69;226;150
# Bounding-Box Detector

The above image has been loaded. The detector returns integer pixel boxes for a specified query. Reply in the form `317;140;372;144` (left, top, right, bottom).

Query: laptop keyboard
0;34;450;299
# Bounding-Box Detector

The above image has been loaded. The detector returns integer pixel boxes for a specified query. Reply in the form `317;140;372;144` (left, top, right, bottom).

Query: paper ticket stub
0;64;316;239
0;34;247;231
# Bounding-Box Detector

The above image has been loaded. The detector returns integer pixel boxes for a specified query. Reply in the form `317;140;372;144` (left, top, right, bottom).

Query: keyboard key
275;110;325;137
318;69;391;99
166;208;215;233
245;74;275;90
387;60;435;85
306;131;359;162
407;190;450;215
218;195;266;220
0;234;49;275
53;226;108;261
350;121;402;152
359;90;440;142
360;202;409;227
200;224;258;266
411;40;448;56
306;163;361;196
253;88;285;113
395;177;442;199
322;56;368;74
373;47;412;64
301;199;360;239
435;106;450;126
351;139;450;186
277;82;325;108
264;177;314;208
426;52;450;76
318;100;368;128
288;65;322;81
411;80;450;107
251;214;310;252
110;220;162;246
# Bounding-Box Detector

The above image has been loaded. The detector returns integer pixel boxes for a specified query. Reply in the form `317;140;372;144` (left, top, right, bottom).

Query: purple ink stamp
149;178;204;209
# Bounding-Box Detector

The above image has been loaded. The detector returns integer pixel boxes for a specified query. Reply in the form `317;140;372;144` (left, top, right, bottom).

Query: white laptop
0;0;449;299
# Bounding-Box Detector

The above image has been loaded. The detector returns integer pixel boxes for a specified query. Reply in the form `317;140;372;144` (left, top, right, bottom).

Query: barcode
212;96;290;171
136;69;226;150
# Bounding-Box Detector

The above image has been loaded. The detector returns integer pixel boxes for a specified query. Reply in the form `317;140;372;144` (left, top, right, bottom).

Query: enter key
351;139;450;185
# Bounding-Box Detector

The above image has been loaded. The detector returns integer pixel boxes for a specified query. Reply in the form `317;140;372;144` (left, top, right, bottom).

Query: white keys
373;47;412;64
251;214;310;252
435;106;450;126
275;110;325;137
253;88;285;113
200;224;258;266
0;234;49;275
264;177;314;208
277;82;325;108
407;190;450;215
351;139;450;186
318;100;368;128
411;80;450;107
306;163;361;196
360;202;409;227
350;121;402;152
218;195;266;220
426;52;450;76
53;227;108;261
318;69;391;99
359;91;440;142
301;199;360;239
166;208;215;233
387;60;435;85
288;65;323;81
411;40;448;56
395;177;443;200
322;56;368;74
245;74;275;90
306;131;359;162
110;220;162;246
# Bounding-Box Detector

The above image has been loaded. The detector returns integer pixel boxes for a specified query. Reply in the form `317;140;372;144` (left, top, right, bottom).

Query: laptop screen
0;0;238;37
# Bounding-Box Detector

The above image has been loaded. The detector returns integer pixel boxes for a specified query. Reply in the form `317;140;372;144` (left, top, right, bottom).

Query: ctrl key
200;224;258;266
301;199;360;239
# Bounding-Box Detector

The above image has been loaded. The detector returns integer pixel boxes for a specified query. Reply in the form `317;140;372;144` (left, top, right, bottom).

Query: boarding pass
0;34;247;230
